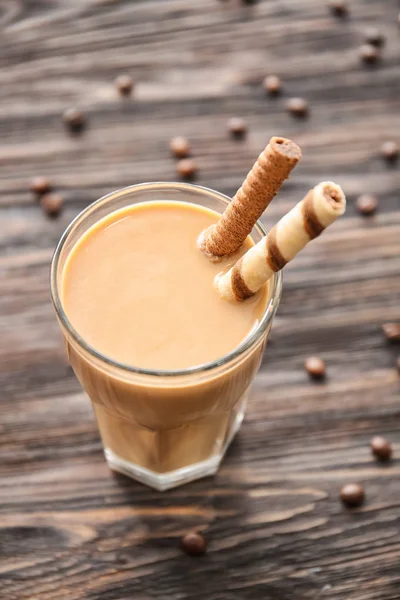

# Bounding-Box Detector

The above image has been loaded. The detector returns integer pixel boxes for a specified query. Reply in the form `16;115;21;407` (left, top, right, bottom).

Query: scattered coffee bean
304;356;326;379
177;158;197;179
340;483;365;508
286;97;309;118
381;323;400;343
364;27;385;47
170;136;191;159
360;43;380;64
328;1;348;17
40;193;63;218
115;74;134;97
263;75;281;96
381;140;399;162
30;176;51;196
228;117;248;139
181;532;207;556
370;436;392;461
63;108;86;133
356;194;378;216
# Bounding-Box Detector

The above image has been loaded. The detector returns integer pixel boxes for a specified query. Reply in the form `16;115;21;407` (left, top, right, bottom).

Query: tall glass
51;183;282;491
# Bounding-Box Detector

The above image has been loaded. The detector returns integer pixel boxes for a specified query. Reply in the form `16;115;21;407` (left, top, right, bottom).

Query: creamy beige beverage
53;138;344;490
62;201;268;370
61;200;270;479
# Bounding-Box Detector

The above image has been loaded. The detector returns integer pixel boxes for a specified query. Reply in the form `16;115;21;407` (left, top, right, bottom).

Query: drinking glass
51;183;282;490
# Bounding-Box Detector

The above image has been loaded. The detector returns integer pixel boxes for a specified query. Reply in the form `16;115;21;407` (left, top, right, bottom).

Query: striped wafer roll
199;136;301;261
216;181;346;302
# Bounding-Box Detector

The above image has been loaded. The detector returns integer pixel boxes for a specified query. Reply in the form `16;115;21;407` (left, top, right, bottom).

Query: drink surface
62;200;269;370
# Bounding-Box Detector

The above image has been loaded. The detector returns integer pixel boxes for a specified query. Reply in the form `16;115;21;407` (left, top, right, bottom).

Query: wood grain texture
1;0;400;599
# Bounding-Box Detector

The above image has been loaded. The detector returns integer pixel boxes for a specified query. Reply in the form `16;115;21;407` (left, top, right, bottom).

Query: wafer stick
216;181;346;302
199;137;301;261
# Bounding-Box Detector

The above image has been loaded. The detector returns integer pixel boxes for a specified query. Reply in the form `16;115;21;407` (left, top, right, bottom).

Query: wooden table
1;1;399;598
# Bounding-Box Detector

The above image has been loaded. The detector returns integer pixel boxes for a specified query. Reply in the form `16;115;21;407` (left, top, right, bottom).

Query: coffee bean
40;193;63;218
63;108;86;133
397;357;400;374
364;27;385;47
115;74;134;97
170;136;191;159
360;43;380;64
381;140;399;162
328;1;348;17
304;356;326;379
381;323;400;343
286;97;309;118
181;532;207;556
340;483;365;508
263;75;281;96
30;176;51;196
177;158;197;179
370;436;392;461
228;117;248;139
356;194;378;216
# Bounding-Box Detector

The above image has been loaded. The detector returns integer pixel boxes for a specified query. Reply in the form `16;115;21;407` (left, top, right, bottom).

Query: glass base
105;398;246;491
105;448;221;491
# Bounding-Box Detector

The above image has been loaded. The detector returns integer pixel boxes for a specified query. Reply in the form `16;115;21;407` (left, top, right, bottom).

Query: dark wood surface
1;1;400;599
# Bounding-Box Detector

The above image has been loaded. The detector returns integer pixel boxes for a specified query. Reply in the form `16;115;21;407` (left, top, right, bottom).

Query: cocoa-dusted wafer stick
199;137;301;261
216;181;346;302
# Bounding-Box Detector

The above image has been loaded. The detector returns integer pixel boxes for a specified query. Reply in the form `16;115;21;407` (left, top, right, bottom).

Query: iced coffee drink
51;137;345;490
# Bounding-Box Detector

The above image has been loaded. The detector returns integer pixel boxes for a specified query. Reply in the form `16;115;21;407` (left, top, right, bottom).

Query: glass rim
50;182;283;378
